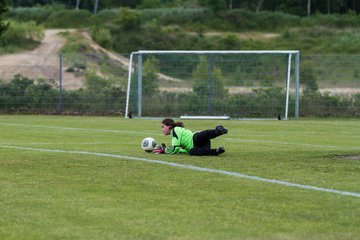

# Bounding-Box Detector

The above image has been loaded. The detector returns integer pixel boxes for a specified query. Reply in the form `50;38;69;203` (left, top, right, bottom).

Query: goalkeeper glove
153;143;166;154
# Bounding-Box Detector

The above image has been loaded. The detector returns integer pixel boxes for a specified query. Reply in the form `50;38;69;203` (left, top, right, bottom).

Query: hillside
0;27;359;94
0;29;137;90
0;29;184;90
0;29;85;89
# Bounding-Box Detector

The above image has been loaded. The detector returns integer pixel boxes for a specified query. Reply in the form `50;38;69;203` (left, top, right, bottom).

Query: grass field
0;115;359;240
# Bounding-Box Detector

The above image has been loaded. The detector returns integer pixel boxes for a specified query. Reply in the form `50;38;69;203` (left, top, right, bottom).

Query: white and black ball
141;137;156;152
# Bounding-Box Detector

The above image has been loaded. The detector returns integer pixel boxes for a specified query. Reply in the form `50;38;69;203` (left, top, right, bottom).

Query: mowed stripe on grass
1;145;360;198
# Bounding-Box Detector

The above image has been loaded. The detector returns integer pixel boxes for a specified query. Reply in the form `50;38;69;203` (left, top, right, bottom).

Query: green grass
0;115;359;240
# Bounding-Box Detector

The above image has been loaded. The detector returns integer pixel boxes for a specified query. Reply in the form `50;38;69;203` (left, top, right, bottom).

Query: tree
300;61;318;93
192;56;226;98
94;0;100;14
0;0;8;38
142;58;160;96
326;0;330;14
228;0;233;9
198;0;226;12
256;0;264;13
75;0;80;10
100;0;142;8
307;0;311;16
138;0;161;9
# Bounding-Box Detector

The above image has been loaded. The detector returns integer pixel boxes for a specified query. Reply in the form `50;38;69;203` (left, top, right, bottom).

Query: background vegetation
1;0;360;117
3;0;360;54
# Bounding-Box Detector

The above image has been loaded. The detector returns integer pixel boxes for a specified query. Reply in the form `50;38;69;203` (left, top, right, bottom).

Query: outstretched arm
165;145;188;154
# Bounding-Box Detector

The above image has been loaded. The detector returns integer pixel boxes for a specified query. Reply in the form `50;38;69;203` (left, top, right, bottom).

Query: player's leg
193;125;228;143
190;126;227;156
189;146;225;156
215;125;228;135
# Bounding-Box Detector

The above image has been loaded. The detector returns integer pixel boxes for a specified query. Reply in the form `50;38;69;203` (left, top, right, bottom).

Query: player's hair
162;118;184;129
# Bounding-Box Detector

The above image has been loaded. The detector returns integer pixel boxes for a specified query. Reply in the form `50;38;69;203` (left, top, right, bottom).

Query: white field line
1;145;360;199
0;141;112;145
223;137;360;151
0;123;162;136
1;123;360;151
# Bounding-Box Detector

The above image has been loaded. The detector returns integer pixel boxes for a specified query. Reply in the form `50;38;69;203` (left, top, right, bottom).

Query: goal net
125;50;300;120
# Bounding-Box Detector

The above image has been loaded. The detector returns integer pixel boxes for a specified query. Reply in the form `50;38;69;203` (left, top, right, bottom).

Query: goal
125;50;300;120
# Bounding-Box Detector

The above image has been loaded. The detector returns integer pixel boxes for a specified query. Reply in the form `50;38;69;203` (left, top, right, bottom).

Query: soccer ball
141;137;156;152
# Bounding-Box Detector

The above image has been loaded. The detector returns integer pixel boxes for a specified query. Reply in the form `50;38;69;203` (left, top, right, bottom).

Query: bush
5;7;51;24
138;0;162;9
115;8;142;31
0;20;44;50
91;27;112;49
300;90;359;117
219;9;301;31
0;74;126;114
91;9;118;25
1;74;360;117
308;13;360;28
25;79;58;110
0;75;34;109
300;61;319;92
45;10;92;28
140;7;208;25
217;32;241;50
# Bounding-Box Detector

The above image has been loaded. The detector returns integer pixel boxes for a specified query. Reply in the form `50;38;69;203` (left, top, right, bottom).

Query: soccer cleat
217;146;225;155
216;125;228;135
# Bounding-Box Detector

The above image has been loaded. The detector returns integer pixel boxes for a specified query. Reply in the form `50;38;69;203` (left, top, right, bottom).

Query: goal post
125;50;300;120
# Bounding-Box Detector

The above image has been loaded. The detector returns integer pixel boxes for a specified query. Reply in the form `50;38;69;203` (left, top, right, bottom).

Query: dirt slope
81;31;181;82
0;29;66;66
0;29;86;89
0;29;179;89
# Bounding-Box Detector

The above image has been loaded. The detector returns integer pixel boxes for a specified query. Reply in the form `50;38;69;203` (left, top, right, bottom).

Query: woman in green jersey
153;118;228;156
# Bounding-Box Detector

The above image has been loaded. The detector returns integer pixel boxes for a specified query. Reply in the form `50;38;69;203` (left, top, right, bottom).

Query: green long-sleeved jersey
165;126;195;154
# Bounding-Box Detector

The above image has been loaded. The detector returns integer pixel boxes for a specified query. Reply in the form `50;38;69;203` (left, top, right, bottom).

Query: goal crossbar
137;50;300;54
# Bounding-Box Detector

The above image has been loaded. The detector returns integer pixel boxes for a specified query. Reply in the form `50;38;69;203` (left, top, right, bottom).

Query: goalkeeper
153;118;228;156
